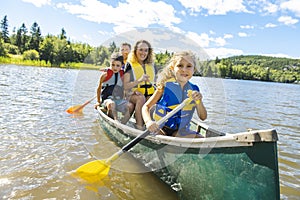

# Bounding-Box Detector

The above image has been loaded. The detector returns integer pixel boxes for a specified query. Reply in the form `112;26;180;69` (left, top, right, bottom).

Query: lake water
0;65;299;199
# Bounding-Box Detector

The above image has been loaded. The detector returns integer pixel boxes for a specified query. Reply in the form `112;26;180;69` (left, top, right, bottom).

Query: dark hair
110;52;124;65
121;42;131;49
132;40;154;64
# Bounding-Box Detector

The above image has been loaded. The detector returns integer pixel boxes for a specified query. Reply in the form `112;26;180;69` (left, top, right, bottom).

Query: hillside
198;55;300;83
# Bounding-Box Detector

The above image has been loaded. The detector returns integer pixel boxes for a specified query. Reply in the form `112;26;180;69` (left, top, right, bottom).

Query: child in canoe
142;51;207;138
95;52;133;124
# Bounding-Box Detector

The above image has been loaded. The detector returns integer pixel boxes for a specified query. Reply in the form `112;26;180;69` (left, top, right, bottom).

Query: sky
1;0;300;59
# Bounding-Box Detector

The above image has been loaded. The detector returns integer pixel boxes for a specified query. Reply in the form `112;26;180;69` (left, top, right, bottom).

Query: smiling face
121;44;131;61
173;56;195;86
135;42;149;64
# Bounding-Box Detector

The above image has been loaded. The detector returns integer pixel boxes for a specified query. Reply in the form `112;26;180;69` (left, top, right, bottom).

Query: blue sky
1;0;300;59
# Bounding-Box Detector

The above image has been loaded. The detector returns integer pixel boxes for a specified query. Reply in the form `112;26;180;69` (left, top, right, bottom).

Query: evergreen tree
15;23;29;53
21;23;28;51
15;29;22;51
29;22;42;51
60;28;67;40
9;27;17;45
39;35;55;65
108;41;116;53
0;15;10;43
215;56;220;64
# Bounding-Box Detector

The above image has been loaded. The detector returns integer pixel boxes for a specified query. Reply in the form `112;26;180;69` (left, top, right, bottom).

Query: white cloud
224;34;233;39
22;0;51;7
265;23;277;28
179;10;187;16
209;30;216;35
214;37;227;47
186;32;210;48
98;30;111;36
186;31;234;49
56;0;181;33
238;32;248;37
82;34;91;40
177;0;249;15
281;0;300;17
246;0;278;15
278;16;298;26
262;53;294;59
263;2;278;14
240;25;254;29
205;47;243;59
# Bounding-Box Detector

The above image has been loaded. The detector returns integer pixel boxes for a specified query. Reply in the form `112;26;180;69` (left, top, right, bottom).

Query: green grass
0;55;102;70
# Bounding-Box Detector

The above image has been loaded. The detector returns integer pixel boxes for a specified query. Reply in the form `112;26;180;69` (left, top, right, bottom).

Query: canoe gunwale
96;107;278;149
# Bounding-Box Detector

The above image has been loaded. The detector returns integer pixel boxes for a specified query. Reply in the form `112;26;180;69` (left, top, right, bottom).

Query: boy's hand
94;102;101;109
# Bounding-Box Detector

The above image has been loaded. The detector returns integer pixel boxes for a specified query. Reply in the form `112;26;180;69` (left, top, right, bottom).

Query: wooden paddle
72;94;195;183
66;96;96;114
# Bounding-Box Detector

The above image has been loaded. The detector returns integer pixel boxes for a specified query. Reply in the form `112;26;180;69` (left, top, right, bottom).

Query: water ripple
1;65;299;199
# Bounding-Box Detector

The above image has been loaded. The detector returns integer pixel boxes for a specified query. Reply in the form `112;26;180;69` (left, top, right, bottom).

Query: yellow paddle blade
66;105;84;114
72;160;111;183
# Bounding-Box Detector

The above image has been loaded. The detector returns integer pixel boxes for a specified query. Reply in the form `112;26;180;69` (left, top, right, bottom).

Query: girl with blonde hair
142;51;207;137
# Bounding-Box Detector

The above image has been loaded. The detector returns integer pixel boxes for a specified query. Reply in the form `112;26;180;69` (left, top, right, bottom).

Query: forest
0;15;299;84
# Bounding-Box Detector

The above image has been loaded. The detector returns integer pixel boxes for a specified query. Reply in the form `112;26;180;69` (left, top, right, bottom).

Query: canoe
96;107;280;200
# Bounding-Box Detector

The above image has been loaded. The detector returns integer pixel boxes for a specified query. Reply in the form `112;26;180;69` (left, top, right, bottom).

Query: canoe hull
97;108;280;200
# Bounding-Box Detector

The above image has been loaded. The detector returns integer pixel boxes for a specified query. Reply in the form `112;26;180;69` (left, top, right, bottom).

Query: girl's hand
191;91;203;103
145;120;159;132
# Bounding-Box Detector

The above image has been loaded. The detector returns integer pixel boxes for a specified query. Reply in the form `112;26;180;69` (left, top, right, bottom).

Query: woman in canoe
142;51;207;138
123;40;156;130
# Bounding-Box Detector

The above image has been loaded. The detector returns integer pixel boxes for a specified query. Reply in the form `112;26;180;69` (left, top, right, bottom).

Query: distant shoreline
2;63;299;85
0;56;103;70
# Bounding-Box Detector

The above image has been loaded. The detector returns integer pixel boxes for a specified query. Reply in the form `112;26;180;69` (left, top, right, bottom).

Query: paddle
72;93;195;183
66;96;96;114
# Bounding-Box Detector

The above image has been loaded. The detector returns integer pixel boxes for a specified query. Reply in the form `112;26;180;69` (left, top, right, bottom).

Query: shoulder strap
119;70;124;77
102;68;124;83
101;68;113;82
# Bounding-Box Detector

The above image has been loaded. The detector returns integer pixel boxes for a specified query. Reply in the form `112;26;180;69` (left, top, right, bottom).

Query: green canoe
97;107;280;200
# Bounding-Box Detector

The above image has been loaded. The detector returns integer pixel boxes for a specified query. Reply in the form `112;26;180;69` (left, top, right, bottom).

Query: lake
0;64;299;199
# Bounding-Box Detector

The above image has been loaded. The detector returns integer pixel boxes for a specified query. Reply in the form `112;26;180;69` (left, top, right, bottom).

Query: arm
95;73;107;108
191;91;207;121
123;72;150;91
142;89;163;132
123;63;151;91
123;72;138;90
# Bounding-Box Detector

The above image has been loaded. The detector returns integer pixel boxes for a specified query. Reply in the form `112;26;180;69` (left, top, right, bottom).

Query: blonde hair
127;40;154;64
156;51;196;90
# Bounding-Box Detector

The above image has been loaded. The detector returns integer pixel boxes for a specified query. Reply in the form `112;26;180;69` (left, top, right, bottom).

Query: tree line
1;15;299;83
0;15;95;67
200;55;300;83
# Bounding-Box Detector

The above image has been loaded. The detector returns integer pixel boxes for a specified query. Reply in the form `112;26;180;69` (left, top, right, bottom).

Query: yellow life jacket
130;61;155;97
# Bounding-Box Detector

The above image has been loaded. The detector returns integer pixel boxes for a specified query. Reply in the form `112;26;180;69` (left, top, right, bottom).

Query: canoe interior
97;107;280;200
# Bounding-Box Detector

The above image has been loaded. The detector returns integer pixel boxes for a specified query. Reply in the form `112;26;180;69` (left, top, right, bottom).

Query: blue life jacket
153;81;199;130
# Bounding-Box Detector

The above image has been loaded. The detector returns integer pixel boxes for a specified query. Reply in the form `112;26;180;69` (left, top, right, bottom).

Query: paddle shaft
73;96;96;112
107;97;193;163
